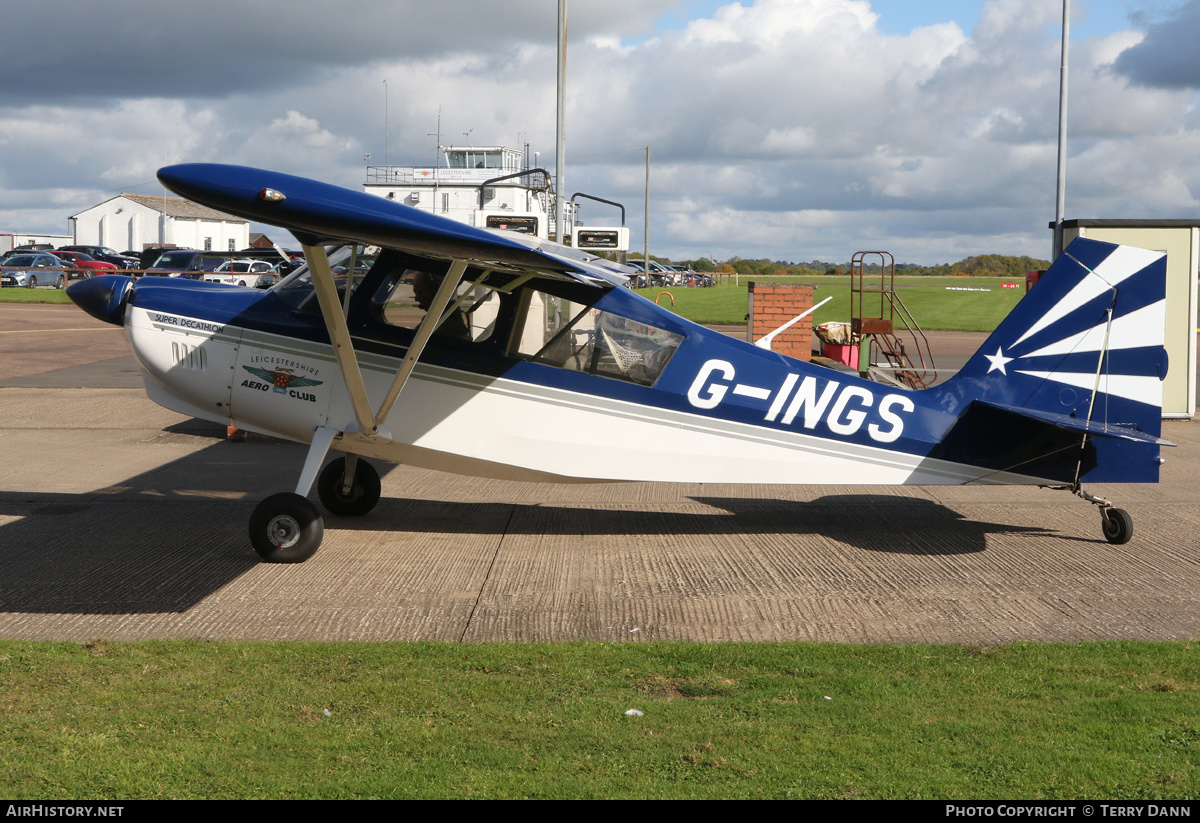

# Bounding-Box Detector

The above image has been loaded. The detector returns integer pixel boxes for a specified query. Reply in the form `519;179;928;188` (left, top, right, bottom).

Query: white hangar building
69;193;249;253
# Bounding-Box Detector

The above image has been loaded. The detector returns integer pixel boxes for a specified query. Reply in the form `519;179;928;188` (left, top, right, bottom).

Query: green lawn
0;288;72;304
0;640;1195;799
640;276;1026;332
2;277;1025;333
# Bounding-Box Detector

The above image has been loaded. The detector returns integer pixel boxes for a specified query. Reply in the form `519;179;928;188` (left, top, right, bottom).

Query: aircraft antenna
428;107;442;168
426;107;443;214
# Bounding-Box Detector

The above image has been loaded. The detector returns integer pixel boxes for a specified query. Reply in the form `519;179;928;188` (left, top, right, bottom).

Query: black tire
55;275;65;289
27;276;36;288
237;280;246;287
1102;507;1133;545
249;492;324;562
317;456;381;516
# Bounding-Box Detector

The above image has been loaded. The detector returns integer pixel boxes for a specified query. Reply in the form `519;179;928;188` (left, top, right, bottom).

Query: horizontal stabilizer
973;399;1174;446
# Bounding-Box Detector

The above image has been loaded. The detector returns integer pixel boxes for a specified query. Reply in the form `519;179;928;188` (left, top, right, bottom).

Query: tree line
625;253;1051;278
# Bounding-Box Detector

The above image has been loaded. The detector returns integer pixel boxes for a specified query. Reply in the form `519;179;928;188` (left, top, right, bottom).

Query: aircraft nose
67;274;133;326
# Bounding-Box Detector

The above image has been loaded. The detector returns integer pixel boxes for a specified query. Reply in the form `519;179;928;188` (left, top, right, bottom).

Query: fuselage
112;271;1051;488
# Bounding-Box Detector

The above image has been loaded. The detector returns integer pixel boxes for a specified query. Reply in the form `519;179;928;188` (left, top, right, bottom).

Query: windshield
154;251;197;268
274;245;377;309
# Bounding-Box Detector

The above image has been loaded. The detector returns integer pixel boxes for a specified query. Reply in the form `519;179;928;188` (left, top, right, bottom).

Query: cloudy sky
2;0;1197;264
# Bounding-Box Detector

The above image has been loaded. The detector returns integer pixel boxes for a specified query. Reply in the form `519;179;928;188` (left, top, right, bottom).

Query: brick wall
746;282;814;361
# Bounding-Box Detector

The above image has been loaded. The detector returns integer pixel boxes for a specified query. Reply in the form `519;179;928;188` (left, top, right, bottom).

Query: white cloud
0;0;1195;264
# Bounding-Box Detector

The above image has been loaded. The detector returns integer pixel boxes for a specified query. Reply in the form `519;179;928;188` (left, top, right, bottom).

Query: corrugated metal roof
120;193;246;222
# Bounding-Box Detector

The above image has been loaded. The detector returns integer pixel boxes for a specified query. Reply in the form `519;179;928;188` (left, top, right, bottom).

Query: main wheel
317;456;381;517
55;275;65;289
1101;507;1133;545
249;492;324;562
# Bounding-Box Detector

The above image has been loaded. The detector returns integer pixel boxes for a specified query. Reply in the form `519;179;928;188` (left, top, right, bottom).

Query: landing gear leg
317;455;381;516
248;426;338;563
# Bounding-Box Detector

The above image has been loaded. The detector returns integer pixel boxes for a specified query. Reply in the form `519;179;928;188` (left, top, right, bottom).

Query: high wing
156;163;630;288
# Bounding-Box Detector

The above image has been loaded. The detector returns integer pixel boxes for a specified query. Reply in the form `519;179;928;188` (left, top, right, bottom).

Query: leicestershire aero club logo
242;365;323;393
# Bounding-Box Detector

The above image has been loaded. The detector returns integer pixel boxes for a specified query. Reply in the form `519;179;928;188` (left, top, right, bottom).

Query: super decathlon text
7;808;123;817
686;359;915;443
150;313;224;333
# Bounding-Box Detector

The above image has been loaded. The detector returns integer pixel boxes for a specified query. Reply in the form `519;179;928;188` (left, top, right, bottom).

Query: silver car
0;253;68;288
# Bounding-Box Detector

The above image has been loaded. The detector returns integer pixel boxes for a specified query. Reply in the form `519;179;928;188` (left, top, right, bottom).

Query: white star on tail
985;346;1014;375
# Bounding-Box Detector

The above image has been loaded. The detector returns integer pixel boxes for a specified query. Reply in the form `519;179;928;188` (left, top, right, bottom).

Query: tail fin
938;237;1169;482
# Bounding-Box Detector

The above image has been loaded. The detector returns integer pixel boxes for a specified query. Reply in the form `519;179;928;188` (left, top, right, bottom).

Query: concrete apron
0;386;1197;643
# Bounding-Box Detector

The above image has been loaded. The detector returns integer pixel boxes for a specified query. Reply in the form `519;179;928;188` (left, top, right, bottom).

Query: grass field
638;276;1026;332
3;277;1026;334
0;640;1195;799
0;288;72;304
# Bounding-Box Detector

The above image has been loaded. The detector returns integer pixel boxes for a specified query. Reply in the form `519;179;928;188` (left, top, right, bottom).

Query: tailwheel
1101;507;1133;545
249;492;324;563
1073;487;1134;545
317;456;381;517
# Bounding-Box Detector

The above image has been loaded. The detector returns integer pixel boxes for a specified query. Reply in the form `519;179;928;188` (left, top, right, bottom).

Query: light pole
644;146;650;269
555;0;567;243
1053;0;1070;259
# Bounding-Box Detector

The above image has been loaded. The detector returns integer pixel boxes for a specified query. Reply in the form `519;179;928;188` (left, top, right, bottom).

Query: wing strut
300;245;472;447
372;259;468;427
301;243;381;438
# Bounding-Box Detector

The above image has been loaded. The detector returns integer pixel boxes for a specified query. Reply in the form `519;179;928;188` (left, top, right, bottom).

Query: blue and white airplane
68;164;1171;562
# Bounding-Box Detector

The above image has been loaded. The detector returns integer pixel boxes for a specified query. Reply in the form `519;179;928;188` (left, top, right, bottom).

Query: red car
52;250;119;277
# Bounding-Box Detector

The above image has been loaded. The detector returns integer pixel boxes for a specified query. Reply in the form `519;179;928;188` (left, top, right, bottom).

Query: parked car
58;245;140;270
253;273;279;289
145;249;225;279
50;249;119;277
233;247;303;271
202;259;275;286
149;250;292;279
217;259;274;274
0;253;70;288
672;267;714;287
625;259;678;287
138;247;176;269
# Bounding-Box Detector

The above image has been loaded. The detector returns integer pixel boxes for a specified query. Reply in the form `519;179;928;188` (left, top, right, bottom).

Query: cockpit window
368;264;500;343
511;287;682;387
274;245;377;313
273;245;681;386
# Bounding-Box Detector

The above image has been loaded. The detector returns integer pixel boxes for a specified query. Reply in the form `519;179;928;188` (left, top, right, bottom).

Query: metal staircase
849;251;937;389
